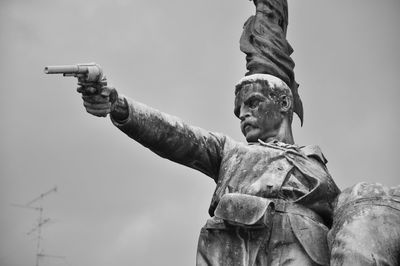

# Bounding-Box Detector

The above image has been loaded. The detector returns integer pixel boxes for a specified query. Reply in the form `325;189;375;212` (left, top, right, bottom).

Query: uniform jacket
111;98;340;264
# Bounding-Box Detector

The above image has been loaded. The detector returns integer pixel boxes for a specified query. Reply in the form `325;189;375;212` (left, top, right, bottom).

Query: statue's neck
261;117;294;145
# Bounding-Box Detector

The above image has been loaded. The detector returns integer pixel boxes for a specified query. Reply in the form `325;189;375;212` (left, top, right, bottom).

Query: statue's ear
279;94;291;112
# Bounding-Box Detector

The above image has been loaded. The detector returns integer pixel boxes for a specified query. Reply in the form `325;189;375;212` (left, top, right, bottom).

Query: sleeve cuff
110;95;130;126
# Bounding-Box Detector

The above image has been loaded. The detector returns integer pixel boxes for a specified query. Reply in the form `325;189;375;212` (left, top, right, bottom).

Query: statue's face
234;82;284;143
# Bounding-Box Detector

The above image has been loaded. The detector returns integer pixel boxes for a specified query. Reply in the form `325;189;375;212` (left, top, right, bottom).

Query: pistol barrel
44;63;103;82
44;65;89;74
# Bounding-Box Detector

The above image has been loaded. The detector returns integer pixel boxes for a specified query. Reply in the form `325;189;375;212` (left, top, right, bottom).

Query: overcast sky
1;0;399;265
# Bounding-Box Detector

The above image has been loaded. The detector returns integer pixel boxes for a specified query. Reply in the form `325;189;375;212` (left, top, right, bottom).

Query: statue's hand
77;76;118;117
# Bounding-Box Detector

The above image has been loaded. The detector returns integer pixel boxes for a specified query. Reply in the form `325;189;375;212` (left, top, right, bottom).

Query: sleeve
110;97;226;180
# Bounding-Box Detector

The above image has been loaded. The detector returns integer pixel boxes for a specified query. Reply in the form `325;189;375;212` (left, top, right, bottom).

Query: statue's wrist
110;95;129;122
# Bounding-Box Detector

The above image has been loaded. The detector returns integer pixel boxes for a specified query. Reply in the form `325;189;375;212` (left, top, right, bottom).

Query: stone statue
328;182;400;265
68;0;399;265
75;0;340;265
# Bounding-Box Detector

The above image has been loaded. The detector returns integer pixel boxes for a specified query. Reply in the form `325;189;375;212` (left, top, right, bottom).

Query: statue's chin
245;130;260;143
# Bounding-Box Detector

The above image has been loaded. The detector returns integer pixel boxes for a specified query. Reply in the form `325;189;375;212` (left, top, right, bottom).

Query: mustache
241;119;257;130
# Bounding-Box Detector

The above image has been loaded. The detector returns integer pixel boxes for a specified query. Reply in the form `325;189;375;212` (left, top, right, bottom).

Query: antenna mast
12;186;64;266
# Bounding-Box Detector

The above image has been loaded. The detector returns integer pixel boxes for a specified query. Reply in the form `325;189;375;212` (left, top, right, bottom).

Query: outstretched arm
78;81;225;180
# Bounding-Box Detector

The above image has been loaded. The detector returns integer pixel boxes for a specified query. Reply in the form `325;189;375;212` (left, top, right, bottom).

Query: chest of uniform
219;144;293;197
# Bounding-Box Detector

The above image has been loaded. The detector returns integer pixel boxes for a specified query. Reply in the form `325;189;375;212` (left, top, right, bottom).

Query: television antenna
12;186;66;266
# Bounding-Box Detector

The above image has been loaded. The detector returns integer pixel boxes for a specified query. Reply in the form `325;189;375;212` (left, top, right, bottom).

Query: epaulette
300;145;328;164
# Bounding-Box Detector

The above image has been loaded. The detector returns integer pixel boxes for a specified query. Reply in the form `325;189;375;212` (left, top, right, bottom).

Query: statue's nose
239;105;251;121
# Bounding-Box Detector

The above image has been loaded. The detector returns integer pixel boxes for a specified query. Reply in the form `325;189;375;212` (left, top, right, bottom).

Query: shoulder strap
301;145;328;164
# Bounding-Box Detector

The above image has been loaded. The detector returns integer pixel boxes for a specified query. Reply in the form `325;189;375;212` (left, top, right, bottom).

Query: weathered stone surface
110;94;339;265
328;182;400;266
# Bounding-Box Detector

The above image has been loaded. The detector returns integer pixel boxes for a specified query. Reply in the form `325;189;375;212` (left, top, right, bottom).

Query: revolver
44;63;106;85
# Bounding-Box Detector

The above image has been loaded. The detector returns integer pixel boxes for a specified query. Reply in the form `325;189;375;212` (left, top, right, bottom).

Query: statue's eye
248;98;260;109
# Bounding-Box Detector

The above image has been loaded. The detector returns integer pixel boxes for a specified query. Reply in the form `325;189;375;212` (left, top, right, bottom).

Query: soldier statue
74;0;341;265
47;0;400;265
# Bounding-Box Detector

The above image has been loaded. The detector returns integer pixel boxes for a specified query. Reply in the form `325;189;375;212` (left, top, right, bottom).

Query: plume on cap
239;0;303;125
